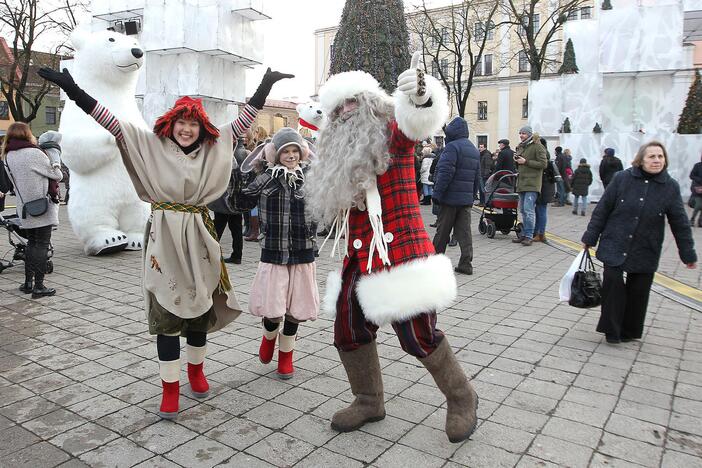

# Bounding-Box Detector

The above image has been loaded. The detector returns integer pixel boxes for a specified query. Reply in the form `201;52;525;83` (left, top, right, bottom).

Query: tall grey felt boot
331;341;385;432
419;338;478;443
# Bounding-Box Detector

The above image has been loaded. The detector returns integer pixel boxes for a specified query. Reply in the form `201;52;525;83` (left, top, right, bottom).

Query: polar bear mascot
296;101;325;140
58;29;150;256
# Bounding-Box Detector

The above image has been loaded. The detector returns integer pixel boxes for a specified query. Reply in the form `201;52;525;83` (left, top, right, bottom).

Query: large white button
623;253;627;256
384;232;394;243
639;198;644;201
645;180;649;183
353;239;362;249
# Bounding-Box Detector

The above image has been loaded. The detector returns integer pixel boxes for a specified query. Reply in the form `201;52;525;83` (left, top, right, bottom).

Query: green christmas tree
558;39;579;74
329;0;411;93
602;0;613;10
677;69;702;134
561;117;572;133
593;122;602;133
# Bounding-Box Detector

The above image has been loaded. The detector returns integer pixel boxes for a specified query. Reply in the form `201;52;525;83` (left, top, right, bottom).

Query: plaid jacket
344;120;435;274
242;168;316;264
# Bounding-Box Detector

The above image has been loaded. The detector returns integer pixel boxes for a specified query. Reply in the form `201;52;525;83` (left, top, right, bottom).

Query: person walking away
432;116;480;275
534;138;558;242
689;153;702;227
419;145;435;205
38;65;290;419
599;147;623;190
513;126;547;246
1;123;63;298
478;143;494;206
207;139;247;264
571;158;593;216
553;146;570;206
494;139;516;173
582;141;696;344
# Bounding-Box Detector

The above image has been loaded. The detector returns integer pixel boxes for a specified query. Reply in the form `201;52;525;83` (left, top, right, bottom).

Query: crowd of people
0;56;699;447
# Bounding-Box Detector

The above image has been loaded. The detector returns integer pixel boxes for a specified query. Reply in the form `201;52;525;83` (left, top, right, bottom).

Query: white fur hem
158;359;180;383
356;254;456;327
321;269;342;319
393;75;449;141
185;344;207;365
319;71;383;116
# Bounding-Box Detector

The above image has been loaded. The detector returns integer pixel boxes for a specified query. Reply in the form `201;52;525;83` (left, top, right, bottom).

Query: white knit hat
318;70;384;116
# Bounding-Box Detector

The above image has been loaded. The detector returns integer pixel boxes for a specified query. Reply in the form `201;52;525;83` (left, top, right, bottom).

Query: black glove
248;67;294;109
37;67;97;115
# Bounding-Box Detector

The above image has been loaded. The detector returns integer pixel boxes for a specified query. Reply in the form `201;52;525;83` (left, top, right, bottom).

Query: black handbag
569;249;602;308
3;162;49;218
225;167;258;214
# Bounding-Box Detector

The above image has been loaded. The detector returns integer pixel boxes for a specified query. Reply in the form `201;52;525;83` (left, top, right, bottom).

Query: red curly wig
153;96;220;145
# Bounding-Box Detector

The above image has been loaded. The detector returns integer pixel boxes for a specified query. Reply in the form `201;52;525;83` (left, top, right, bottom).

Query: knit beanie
272;127;304;154
604;148;615;157
580;158;587;164
519;125;533;136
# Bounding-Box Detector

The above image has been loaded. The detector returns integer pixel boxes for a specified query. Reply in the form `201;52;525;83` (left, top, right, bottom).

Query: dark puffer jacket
582;167;697;273
690;160;702;197
537;156;558;204
494;145;516;173
571;164;593;196
432;117;480;207
599;155;624;186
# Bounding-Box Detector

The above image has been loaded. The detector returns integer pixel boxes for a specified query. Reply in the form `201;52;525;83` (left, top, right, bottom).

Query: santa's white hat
318;70;385;116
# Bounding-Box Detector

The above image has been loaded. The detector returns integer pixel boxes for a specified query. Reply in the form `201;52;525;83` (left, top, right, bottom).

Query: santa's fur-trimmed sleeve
393;75;449;141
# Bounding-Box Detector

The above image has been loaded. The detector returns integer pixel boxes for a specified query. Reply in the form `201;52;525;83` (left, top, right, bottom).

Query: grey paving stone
0;424;41;457
669;412;702;436
49;422;120;456
283;414;337;446
553;400;611;428
0;395;61;423
451;440;520;467
68;393;131;421
503;390;559;414
128;420;198;455
245;432;314;466
164;435;236;468
597;432;663;467
272;385;329;413
613;399;671;426
296;447;364;468
471;420;535;454
605;413;667;446
384;395;438;424
216;452;273;467
397;424;460;459
174;404;233;434
374;443;446;468
79;437;154;467
666;429;702;458
590;452;647;468
205;416;273;451
541;416;603;449
661;449;702;468
527;434;592;468
23;408;88;439
132;455;182;467
516;455;560;467
360;414;416;442
489;405;549;433
5;441;71;468
95;405;160;436
324;430;393;463
243;401;303;430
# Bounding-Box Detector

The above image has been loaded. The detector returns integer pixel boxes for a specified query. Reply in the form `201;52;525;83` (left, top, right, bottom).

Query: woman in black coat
690;154;702;227
582;141;697;344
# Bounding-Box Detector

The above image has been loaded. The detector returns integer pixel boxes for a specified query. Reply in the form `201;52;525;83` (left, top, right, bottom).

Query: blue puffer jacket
432;117;481;207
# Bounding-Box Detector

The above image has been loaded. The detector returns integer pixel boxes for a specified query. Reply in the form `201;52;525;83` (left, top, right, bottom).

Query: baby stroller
0;212;54;274
478;170;522;239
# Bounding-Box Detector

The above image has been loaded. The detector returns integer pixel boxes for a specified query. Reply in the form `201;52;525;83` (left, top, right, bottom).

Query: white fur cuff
356;254;457;327
159;359;181;383
321;269;342;319
186;344;207;365
393;75;449;141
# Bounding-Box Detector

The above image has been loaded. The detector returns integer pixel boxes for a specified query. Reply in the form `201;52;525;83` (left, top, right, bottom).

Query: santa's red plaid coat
343;120;435;274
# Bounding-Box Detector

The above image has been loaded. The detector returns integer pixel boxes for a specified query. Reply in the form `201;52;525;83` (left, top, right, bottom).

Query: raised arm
231;68;294;137
37;68;123;141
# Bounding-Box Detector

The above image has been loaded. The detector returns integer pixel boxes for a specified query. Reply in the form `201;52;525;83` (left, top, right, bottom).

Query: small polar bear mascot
296;101;325;140
58;28;150;256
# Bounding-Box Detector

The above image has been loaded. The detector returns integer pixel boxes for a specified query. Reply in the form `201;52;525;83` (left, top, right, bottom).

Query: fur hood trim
356;254;456;326
319;71;385;116
393;75;449;141
321;269;343;318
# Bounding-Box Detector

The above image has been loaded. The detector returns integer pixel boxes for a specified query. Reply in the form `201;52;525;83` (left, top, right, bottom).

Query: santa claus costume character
240;128;319;379
306;54;478;443
38;66;291;419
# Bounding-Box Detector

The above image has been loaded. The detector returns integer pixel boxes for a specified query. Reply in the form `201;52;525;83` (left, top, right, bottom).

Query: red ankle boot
187;362;209;398
159;380;180;419
259;335;277;364
277;333;296;379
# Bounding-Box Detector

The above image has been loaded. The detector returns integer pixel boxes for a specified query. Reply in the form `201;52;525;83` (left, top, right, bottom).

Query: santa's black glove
37;67;97;115
249;67;294;109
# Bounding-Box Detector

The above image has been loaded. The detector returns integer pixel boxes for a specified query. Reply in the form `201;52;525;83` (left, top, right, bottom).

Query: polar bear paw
85;231;129;256
124;233;144;251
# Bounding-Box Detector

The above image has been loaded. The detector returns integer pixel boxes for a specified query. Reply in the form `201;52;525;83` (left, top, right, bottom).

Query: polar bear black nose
131;48;144;58
316;110;322;114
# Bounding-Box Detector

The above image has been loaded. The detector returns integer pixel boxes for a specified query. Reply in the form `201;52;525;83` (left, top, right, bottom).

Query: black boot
19;274;33;294
32;274;56;298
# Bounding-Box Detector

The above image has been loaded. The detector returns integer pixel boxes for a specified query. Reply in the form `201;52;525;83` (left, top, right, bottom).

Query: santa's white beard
305;94;394;226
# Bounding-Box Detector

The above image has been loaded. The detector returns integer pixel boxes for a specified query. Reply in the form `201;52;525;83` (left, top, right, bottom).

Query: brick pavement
1;202;701;468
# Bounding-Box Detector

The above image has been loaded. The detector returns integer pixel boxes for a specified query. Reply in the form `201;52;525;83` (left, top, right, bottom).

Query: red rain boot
277;333;296;379
187;362;210;398
159;380;180;419
259;335;277;364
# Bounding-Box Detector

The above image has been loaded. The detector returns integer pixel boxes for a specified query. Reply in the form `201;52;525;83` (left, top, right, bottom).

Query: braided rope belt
151;202;232;293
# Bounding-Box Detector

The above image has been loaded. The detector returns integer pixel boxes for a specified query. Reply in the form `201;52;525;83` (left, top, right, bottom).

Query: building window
533;14;540;32
474;22;484;41
0;101;8;120
45;106;57;125
440;58;449;77
581;7;591;19
484;54;493;75
519;14;539;35
567;9;579;20
477;101;488;120
477;135;488;148
474;56;482;76
441;27;448;43
522;97;528;118
431;61;439;78
486;21;494;40
518;50;530;72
